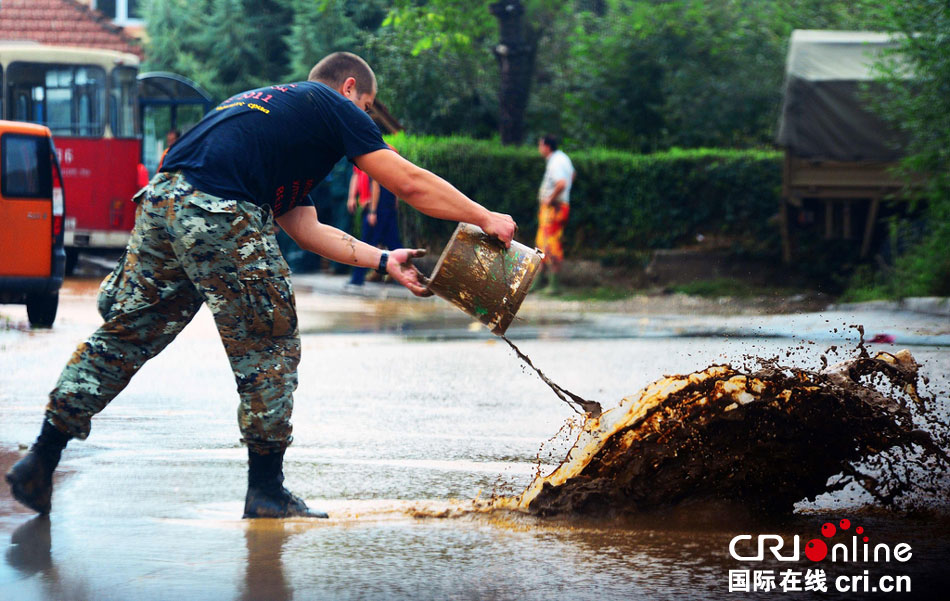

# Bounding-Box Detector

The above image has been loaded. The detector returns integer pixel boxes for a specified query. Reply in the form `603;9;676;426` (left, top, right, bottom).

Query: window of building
93;0;143;26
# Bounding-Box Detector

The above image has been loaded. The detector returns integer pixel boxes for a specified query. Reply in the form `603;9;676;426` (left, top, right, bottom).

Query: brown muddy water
502;335;603;417
1;283;949;600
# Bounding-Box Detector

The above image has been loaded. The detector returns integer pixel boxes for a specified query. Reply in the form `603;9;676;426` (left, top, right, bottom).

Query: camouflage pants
46;172;300;454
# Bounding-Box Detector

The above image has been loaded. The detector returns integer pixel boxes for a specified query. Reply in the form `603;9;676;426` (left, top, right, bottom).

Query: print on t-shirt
162;81;389;216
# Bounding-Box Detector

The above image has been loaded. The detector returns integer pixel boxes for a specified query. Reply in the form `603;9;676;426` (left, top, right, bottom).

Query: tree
143;0;892;151
383;0;569;144
559;3;666;152
285;0;390;80
490;1;534;144
142;0;207;76
144;0;294;102
371;0;499;137
867;0;950;294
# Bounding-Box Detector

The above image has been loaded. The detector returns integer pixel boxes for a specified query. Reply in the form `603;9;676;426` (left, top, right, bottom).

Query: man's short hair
540;134;559;151
308;52;376;96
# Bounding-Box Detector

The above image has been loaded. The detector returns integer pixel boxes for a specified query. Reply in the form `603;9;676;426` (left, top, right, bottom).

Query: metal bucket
426;223;544;335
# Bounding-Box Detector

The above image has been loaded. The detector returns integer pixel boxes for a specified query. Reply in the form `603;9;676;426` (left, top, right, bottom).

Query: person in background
156;129;182;172
346;165;375;287
5;52;515;520
349;145;403;287
276;159;351;274
535;134;575;294
315;159;355;274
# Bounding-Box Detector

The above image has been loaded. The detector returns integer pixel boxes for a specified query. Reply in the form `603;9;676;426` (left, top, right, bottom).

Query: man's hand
367;211;377;227
482;212;517;248
387;249;434;297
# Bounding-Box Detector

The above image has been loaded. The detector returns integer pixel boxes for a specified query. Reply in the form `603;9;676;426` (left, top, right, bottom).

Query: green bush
389;134;783;261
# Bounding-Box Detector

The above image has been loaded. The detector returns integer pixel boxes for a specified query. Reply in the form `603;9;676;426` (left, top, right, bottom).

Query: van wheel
26;292;59;328
65;248;80;276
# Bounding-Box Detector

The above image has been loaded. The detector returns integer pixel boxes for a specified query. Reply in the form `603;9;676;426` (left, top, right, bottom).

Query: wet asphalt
1;276;948;600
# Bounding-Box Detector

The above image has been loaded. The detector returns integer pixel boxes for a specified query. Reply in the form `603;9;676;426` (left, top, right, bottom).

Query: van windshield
1;134;52;198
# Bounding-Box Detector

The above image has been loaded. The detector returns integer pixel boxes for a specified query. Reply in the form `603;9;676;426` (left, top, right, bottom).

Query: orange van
0;120;66;327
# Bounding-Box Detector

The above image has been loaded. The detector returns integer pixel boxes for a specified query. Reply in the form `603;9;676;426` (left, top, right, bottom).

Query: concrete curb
293;269;949;319
901;297;950;317
831;297;950;317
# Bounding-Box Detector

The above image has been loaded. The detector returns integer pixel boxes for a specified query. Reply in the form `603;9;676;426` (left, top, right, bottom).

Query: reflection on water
242;521;292;601
6;516;51;577
2;515;91;601
2;489;950;599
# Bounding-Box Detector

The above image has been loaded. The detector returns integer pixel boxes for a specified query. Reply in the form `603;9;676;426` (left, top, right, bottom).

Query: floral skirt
535;202;570;263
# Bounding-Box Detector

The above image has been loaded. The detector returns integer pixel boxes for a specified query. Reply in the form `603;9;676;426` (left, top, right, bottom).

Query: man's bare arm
277;206;377;267
276;205;430;295
354;149;516;246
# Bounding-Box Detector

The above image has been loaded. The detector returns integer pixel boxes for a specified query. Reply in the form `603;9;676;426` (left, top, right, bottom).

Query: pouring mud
502;336;603;417
491;344;949;519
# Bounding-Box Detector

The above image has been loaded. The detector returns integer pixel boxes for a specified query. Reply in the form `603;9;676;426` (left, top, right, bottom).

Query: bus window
110;66;138;138
46;69;73;135
7;63;106;137
74;67;104;136
14;92;31;122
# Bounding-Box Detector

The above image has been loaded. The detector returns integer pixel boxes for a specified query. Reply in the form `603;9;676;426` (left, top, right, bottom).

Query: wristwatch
376;251;389;275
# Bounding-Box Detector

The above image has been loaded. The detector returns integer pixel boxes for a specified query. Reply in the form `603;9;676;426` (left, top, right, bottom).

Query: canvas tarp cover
776;30;908;161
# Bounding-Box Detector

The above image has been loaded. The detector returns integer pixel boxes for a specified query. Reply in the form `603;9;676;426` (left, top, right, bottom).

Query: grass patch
670;278;800;299
838;265;895;302
553;286;633;302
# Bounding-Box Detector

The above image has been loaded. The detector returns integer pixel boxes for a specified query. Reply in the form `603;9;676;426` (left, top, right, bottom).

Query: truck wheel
65;248;79;276
26;292;59;328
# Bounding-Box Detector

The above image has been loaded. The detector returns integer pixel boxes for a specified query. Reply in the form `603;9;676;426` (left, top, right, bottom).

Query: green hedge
389;134;783;263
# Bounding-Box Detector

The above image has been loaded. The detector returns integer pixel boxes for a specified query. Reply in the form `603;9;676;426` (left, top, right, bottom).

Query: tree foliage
144;0;885;148
143;0;291;100
142;0;948;293
854;0;950;295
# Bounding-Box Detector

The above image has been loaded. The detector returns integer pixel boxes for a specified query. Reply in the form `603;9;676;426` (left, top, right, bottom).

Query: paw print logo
805;518;868;561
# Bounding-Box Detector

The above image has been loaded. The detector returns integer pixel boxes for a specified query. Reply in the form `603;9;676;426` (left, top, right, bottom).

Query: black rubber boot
5;420;71;514
243;448;328;519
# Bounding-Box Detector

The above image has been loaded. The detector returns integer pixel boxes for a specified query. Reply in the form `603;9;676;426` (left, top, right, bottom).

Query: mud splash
493;349;949;517
503;336;603;417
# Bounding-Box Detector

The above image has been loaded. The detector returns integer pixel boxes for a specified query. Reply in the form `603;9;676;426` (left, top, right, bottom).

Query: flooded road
1;278;948;600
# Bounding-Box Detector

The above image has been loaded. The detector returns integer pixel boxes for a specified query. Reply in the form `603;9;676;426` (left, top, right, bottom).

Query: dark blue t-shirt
161;81;388;216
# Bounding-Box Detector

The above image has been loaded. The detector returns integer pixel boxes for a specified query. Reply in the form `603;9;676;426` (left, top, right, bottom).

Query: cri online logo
730;518;913;563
